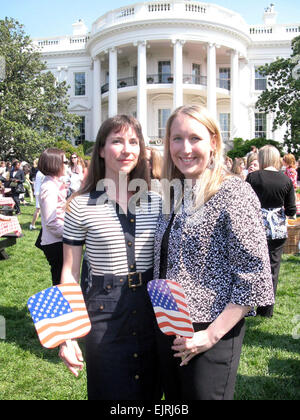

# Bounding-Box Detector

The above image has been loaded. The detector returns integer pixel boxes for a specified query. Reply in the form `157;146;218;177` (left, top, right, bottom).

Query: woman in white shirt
69;153;83;193
37;149;68;285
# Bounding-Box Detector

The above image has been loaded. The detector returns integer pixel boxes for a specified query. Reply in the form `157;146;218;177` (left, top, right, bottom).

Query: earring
207;151;216;170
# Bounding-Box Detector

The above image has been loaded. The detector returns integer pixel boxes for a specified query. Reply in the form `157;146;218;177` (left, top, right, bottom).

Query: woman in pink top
283;153;297;190
38;149;68;285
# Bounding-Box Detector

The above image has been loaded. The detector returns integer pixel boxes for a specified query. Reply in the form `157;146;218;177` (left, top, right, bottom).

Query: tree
227;137;283;160
0;18;80;161
256;36;300;157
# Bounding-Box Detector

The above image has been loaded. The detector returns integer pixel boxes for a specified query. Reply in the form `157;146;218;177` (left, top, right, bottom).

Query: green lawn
0;202;299;400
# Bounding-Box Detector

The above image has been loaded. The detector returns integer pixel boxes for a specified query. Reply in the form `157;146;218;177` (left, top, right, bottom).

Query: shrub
227;137;284;159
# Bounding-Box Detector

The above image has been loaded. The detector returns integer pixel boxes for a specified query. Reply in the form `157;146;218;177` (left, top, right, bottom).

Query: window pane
255;68;266;91
219;68;230;90
192;64;201;84
158;109;171;138
219;113;230;141
255;113;266;138
75;73;86;96
75;116;85;144
158;61;171;83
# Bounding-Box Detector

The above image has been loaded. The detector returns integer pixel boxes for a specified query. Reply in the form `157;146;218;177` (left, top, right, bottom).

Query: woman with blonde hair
283;153;297;190
246;152;259;174
153;105;274;400
246;145;296;317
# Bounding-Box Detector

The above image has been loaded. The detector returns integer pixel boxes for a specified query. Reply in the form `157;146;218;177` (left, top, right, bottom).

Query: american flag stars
28;288;72;323
27;283;91;349
147;279;194;338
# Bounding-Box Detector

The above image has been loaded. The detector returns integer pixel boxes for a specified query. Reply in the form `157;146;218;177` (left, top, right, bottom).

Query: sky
0;0;300;39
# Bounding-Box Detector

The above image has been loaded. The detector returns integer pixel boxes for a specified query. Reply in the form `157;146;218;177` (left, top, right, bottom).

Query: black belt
91;268;153;291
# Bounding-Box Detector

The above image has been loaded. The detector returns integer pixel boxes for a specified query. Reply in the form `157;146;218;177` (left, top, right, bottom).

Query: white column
173;39;184;110
92;56;101;140
137;41;147;138
230;49;239;139
207;43;217;118
109;47;118;117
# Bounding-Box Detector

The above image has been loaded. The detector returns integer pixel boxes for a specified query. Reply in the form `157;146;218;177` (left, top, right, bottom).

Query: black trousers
257;238;286;317
155;319;245;400
42;241;64;286
12;193;21;214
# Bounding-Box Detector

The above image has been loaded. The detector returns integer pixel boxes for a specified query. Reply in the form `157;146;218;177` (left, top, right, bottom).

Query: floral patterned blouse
285;167;297;190
153;176;274;323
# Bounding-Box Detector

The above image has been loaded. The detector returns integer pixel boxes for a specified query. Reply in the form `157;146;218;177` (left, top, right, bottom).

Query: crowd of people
0;106;299;401
226;147;300;188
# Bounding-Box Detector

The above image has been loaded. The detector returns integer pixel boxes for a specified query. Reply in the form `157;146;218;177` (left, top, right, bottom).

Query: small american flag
147;279;194;338
27;283;91;349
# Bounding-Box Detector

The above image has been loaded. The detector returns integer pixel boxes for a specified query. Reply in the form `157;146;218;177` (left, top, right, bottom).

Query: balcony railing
101;76;138;93
146;73;174;84
183;74;207;85
101;74;231;93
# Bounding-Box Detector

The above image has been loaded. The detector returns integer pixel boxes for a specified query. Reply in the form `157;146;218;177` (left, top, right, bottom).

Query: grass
0;202;300;400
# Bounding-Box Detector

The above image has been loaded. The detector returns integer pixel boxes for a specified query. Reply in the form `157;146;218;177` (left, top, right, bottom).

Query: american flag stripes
147;279;194;338
27;283;91;349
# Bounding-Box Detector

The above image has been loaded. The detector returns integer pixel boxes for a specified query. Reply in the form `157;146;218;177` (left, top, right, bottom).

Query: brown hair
231;158;244;175
146;147;163;180
38;148;65;177
71;115;150;199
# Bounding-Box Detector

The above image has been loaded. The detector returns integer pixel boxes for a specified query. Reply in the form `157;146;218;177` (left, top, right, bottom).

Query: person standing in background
69;153;83;193
283;153;297;190
246;145;296;317
30;169;45;230
37;149;68;285
9;161;25;215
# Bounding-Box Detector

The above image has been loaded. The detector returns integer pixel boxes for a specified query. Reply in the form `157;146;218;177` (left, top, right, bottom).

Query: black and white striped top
63;190;161;276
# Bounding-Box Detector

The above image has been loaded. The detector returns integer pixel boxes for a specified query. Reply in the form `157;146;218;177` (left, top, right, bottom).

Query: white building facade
32;1;300;148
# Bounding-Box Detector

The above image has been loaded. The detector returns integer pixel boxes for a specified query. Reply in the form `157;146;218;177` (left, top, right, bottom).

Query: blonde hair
283;153;296;168
246;153;258;169
258;145;281;170
163;105;227;209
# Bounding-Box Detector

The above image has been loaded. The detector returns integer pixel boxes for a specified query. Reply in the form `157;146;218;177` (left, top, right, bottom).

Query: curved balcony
101;74;230;94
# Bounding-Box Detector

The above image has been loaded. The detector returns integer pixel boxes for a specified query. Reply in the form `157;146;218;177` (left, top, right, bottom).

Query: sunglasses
63;160;69;164
71;156;78;159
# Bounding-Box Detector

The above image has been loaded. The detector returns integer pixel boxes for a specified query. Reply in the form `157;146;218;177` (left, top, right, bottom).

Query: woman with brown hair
69;152;84;193
59;115;161;400
145;146;163;180
231;157;246;180
153;105;274;400
37;148;69;285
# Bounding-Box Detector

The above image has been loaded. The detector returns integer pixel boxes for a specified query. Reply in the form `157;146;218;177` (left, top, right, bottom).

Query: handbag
261;207;287;240
15;183;25;194
35;229;44;250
